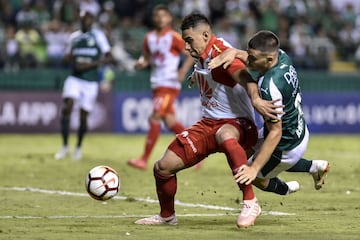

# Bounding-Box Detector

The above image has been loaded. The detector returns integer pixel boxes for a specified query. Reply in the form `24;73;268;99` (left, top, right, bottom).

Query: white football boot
54;146;69;160
310;160;330;190
73;147;82;161
134;214;178;225
286;181;300;194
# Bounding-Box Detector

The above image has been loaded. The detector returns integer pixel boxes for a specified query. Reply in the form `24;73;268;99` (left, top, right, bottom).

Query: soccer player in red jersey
127;5;194;170
134;13;262;228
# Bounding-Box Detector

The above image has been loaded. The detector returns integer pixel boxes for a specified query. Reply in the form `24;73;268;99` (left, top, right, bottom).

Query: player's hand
253;97;285;120
134;56;147;70
208;48;247;69
100;81;111;93
235;165;258;185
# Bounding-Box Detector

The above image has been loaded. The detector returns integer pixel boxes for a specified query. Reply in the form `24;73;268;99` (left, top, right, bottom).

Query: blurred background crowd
1;0;360;73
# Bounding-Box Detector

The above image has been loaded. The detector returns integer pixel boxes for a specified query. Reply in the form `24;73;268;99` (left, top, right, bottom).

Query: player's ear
203;31;209;41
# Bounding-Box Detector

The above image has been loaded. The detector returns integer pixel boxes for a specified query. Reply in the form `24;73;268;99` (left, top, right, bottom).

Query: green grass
0;134;359;240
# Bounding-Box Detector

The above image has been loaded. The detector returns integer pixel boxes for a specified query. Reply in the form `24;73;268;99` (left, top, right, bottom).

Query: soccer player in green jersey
209;30;329;195
55;10;113;161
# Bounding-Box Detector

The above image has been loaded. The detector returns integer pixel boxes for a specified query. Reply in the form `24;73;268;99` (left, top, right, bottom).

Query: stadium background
0;0;359;133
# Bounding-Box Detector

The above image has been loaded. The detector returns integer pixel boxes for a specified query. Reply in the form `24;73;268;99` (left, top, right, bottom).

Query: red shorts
152;87;180;116
168;118;258;167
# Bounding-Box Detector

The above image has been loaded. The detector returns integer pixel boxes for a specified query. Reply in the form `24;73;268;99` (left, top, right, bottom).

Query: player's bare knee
164;114;176;129
253;178;269;190
215;124;239;144
155;151;184;175
149;112;162;122
154;160;172;175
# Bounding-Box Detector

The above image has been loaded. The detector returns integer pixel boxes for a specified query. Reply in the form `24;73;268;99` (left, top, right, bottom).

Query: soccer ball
85;165;120;201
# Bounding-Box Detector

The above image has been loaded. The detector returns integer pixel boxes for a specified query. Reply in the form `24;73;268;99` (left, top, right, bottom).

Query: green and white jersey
67;28;111;82
251;50;306;151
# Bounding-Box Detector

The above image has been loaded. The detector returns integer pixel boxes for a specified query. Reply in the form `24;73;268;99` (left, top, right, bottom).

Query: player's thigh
174;119;219;167
152;88;179;117
62;76;81;100
155;148;186;175
215;123;240;144
79;80;99;112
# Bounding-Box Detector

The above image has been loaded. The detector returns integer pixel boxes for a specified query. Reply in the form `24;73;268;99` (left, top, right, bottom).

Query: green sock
61;116;70;146
263;177;289;195
287;158;312;172
76;124;87;147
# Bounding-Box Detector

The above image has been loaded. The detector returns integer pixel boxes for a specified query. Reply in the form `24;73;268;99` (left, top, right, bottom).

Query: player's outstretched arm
134;52;150;70
178;50;194;83
235;120;282;185
208;48;247;69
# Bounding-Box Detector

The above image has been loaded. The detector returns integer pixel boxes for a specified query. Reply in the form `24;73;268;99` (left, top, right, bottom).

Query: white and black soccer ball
85;165;120;201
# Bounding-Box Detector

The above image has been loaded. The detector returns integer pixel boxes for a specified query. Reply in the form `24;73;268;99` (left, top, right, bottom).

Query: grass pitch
0;133;359;240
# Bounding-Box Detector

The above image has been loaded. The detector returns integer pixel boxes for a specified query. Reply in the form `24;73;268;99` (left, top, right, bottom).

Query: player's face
80;12;94;32
247;48;270;72
182;28;208;59
153;9;172;30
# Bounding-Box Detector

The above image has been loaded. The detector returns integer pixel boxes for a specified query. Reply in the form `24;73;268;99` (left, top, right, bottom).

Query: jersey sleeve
226;58;246;75
247;69;259;82
262;76;284;121
211;41;246;75
94;29;111;54
171;31;185;53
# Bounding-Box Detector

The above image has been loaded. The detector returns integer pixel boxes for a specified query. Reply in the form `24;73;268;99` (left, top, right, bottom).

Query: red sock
142;121;161;161
220;138;255;200
154;167;177;218
169;122;185;134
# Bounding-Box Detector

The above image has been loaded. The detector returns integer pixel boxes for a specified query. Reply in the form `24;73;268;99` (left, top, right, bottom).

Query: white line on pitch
0;211;293;220
0;214;237;219
0;187;295;216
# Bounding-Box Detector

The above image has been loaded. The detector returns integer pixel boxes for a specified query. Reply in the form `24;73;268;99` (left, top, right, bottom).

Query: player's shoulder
169;29;182;40
89;28;106;38
275;50;293;71
145;30;157;38
211;37;232;56
69;30;82;39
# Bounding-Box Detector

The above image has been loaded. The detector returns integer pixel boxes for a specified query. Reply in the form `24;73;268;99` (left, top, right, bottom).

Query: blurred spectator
259;0;279;34
34;0;51;31
289;17;313;69
279;0;306;25
340;2;357;25
118;16;147;58
277;15;291;53
208;0;226;24
98;0;118;28
181;0;210;17
79;0;101;17
215;16;240;48
53;0;79;25
15;0;38;27
1;1;17;26
338;22;360;61
0;0;359;71
15;21;42;68
3;25;19;72
310;26;335;69
44;19;69;68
